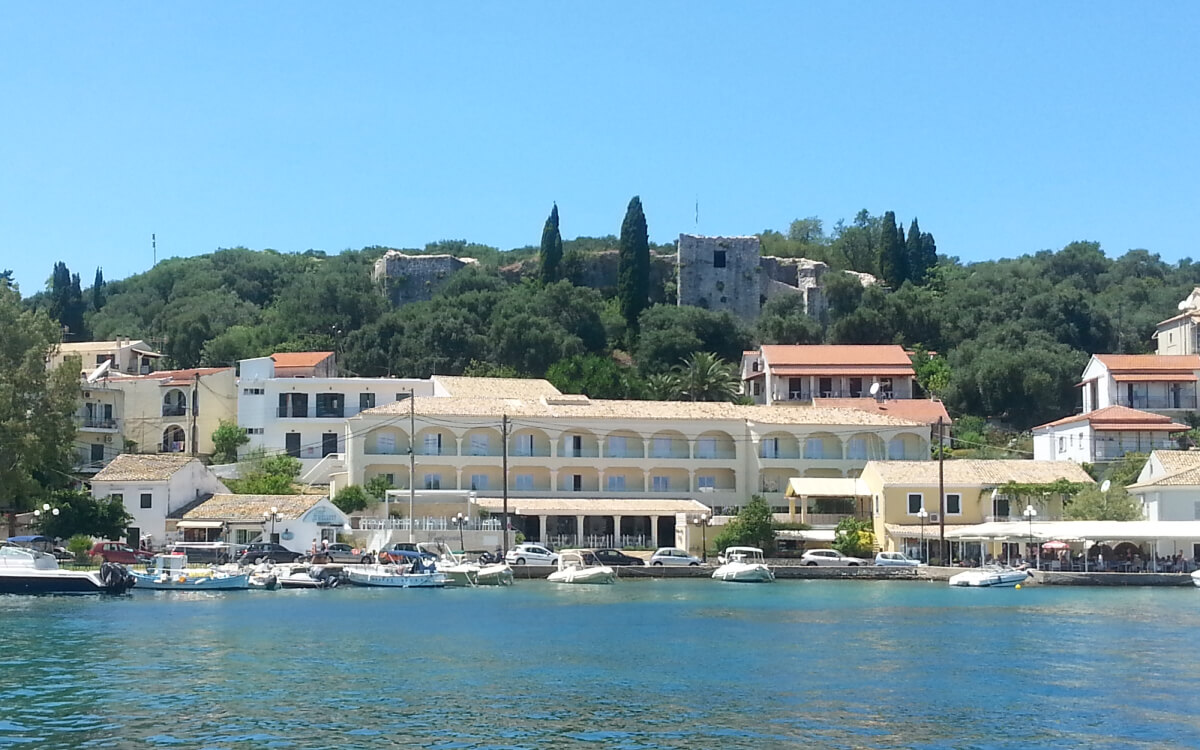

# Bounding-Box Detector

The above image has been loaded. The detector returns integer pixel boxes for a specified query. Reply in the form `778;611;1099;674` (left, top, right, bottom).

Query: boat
1191;570;1200;588
345;551;448;588
948;565;1034;588
711;547;775;583
129;553;250;591
277;563;344;589
546;550;616;585
421;542;514;587
0;544;135;595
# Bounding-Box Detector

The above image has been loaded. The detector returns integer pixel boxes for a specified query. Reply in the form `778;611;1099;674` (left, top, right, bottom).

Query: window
246;427;264;435
570;435;583;457
515;434;534;456
236;529;256;545
761;438;779;459
423;473;441;490
818;377;833;397
788;377;803;399
111;493;123;505
375;432;395;454
380;473;395;487
849;377;863;398
907;493;923;515
608;436;627;457
1058;436;1065;453
752;381;761;396
424;433;442;455
469;474;489;491
653;437;671;457
652;475;670;492
571;474;583;491
242;388;264;395
140;493;152;509
515;474;534;490
803;438;824;459
91;443;105;463
847;438;866;460
607;475;626;491
469;434;490;456
359;393;376;410
713;250;726;268
696;437;716;459
946;493;962;515
697;475;716;490
1194;501;1200;521
315;393;344;418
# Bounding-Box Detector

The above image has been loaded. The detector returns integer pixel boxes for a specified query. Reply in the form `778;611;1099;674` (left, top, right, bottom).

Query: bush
67;534;93;564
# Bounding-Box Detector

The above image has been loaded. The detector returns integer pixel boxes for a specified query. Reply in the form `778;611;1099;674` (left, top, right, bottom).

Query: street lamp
262;505;279;543
453;512;467;553
1023;504;1038;568
916;507;928;562
693;513;712;562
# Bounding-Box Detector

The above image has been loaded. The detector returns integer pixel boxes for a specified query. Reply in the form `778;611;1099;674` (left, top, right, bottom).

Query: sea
2;579;1198;749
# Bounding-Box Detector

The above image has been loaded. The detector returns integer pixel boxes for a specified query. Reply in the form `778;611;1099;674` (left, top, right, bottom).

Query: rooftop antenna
694;196;699;228
152;233;157;266
870;382;883;402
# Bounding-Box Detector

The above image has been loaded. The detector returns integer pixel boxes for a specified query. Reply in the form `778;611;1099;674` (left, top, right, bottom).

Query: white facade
90;459;230;548
741;345;917;406
236;356;432;470
1078;355;1199;416
1128;451;1200;558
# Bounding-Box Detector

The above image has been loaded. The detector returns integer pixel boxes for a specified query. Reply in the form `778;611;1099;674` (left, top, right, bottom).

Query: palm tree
674;352;739;402
644;372;681;401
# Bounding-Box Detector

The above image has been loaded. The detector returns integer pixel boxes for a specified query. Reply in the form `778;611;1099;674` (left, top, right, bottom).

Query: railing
162;405;186;417
80;416;118;429
277;406;308;418
1122;397;1198;410
357;517;504;532
803;512;869;526
984;514;1064;523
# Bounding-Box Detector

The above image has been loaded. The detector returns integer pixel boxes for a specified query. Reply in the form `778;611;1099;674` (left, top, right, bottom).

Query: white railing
357;517;503;532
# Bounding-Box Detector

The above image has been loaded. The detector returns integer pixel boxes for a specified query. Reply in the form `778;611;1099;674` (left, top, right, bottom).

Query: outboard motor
98;562;135;594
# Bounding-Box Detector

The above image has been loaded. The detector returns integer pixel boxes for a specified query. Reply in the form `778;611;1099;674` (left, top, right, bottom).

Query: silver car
875;551;922;567
801;549;868;566
648;547;702;566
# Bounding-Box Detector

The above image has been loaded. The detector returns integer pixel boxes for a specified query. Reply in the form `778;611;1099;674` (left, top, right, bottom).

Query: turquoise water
2;580;1199;749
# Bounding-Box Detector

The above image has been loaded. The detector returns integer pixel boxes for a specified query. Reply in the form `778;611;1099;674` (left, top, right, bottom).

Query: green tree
757;295;823;345
546;353;641;399
618;196;650;341
364;475;394;502
48;261;87;340
35;489;132;541
831;517;875;558
643;372;680;400
711;495;777;555
91;267;106;311
332;485;370;514
226;451;301;495
877;211;908;289
0;285;80;512
635;305;752;376
1104;453;1149;487
539;203;563;283
211;419;250;464
674;352;739;402
910;345;950;398
1065;485;1144;521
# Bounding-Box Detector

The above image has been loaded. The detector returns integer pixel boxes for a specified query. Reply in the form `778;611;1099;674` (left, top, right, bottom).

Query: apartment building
741;345;918;404
53;338;162;376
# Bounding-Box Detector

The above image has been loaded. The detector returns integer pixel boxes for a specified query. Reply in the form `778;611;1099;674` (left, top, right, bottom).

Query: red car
90;541;153;564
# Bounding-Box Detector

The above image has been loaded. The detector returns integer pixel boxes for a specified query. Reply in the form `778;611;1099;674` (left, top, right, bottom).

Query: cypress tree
919;232;938;281
539;203;563;283
906;218;926;284
618;195;650;340
877;211;908;288
92;267;106;310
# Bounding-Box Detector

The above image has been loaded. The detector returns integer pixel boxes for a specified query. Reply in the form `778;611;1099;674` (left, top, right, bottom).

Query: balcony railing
1122;397;1198;410
162;405;186;417
80;416;118;430
278;406;309;418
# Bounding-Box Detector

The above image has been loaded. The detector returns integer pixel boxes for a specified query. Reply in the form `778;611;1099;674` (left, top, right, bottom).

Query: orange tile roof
1034;405;1188;432
1094;354;1200;373
134;367;230;384
761;345;914;368
812;398;950;425
271;352;334;368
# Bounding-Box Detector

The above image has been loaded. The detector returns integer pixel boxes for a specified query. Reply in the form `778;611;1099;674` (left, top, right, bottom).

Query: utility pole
408;388;415;543
501;413;509;555
189;381;198;457
937;416;945;562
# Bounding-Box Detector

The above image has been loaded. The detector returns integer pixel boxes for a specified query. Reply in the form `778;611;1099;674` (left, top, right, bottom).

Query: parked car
648;547;702;566
324;543;373;564
592;548;646;566
800;549;869;566
875;551;923;567
504;543;559;566
237;542;302;565
90;541;154;564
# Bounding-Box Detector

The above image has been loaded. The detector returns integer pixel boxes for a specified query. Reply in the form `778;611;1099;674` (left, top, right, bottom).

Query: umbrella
1041;540;1070;551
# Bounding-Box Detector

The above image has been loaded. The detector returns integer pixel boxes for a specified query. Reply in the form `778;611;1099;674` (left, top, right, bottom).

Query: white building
52;338;162;376
741;345;918;404
1077;354;1200;418
1032;405;1185;463
90;454;230;549
1128;450;1200;559
236;352;431;471
1153;287;1200;355
179;493;350;554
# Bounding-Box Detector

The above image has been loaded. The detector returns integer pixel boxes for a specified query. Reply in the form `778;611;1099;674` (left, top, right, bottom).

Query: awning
176;520;225;529
776;529;836;542
944;520;1200;542
769;366;914;377
785;477;870;498
1111;373;1197;382
475;497;710;516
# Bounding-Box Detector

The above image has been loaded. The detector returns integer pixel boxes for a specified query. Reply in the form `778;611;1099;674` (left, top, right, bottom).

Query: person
321;538;330;554
310;538;319;556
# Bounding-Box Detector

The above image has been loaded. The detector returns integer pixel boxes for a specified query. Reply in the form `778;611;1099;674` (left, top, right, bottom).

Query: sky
1;2;1198;290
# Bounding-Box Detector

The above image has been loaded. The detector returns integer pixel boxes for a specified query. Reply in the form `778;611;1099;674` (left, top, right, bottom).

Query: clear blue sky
2;3;1197;290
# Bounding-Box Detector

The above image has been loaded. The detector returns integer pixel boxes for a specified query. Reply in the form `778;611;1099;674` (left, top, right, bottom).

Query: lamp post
916;507;928;563
262;505;279;543
693;513;711;562
1023;504;1037;568
454;512;467;553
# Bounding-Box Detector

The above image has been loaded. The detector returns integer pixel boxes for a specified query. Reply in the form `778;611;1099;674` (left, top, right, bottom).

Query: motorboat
130;554;250;591
422;543;514;587
0;544;134;595
346;551;448;588
277;563;343;589
1191;570;1200;588
948;565;1034;588
711;547;775;583
546;550;616;585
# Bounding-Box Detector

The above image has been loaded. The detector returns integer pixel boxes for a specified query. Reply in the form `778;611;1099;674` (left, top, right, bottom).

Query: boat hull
711;562;775;583
130;572;251;591
1191;571;1200;588
0;567;133;595
948;569;1031;587
547;565;616;584
346;565;447;588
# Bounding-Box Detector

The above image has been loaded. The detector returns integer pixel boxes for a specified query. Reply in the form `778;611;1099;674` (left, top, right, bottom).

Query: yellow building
343;377;929;549
860;459;1094;559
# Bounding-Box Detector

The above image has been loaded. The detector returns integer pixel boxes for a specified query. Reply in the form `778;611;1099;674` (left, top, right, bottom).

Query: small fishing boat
346;551;448;588
421;543;514;587
546;550;616;585
711;547;775;583
130;553;250;591
277;563;343;589
948;565;1034;588
0;544;134;595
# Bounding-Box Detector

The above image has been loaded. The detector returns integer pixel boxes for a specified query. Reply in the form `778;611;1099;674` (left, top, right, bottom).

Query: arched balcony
559;429;599;459
758;431;800;460
694;429;736;459
559;468;600;492
648;430;689;459
462;465;503;492
365;427;409;455
162;425;186;453
845;432;886;461
695;468;736;492
602;467;644;493
888;433;927;460
509;428;552;458
462;427;503;457
162;389;187;417
364;466;408;490
647;468;689;493
603;430;645;459
803;431;843;460
414;427;457;457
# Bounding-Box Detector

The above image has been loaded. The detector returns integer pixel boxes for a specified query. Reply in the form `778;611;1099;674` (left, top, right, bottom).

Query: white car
504;543;559;566
875;551;923;567
648;547;702;566
800;549;869;567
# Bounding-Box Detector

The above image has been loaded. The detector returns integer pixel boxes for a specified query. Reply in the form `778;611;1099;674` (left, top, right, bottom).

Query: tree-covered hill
15;208;1200;430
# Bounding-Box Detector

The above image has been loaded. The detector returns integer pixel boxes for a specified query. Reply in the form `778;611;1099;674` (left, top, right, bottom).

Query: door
91;443;105;463
322;433;339;457
285;433;301;458
126;527;141;549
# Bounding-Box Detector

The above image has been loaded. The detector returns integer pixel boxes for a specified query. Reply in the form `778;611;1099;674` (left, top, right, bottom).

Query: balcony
277;406;310;418
162;405;187;417
314;406;345;418
80;416;118;430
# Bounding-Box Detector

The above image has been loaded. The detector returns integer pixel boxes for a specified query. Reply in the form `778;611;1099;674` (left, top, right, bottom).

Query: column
576;515;585;545
800;495;808;525
550;469;559;492
787;493;796;520
650;515;660;548
612;515;622;547
538;515;548;543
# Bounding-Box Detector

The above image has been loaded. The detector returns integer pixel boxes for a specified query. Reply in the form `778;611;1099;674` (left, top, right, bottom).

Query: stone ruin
373;251;479;306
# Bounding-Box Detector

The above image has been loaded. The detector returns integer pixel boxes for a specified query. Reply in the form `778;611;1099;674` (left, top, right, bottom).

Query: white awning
175;520;225;529
785;477;871;498
944;520;1200;542
776;529;836;542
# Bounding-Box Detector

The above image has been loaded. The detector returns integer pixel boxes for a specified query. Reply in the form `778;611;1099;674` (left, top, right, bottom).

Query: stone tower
676;234;763;321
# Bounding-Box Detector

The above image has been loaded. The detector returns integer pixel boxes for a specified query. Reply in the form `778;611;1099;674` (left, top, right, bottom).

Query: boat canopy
7;536;52;544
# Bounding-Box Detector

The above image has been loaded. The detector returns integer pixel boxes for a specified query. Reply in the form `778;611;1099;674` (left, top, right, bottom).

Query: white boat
0;544;134;595
1191;570;1200;588
422;543;514;587
948;565;1034;588
130;554;250;591
546;550;616;585
712;547;775;583
278;563;343;589
346;551;448;588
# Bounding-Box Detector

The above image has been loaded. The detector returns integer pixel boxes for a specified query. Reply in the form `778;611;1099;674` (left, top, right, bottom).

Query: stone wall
676;234;763;321
373;251;479;306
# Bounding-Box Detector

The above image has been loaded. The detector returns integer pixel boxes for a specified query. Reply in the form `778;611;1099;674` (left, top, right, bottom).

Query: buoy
1015;583;1021;589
